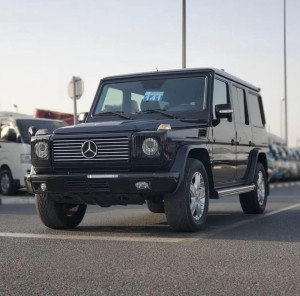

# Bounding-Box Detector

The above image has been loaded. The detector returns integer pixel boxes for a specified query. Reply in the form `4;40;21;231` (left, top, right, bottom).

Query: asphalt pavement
0;182;299;295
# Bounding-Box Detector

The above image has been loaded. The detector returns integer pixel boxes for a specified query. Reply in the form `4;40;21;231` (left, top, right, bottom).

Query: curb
0;196;35;205
269;181;300;189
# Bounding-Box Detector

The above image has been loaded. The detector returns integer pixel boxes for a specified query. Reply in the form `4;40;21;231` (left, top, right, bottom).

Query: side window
0;122;17;142
247;93;264;127
213;78;228;119
237;88;247;124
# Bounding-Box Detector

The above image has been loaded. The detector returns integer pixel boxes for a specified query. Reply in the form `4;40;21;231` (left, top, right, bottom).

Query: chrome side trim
217;185;255;198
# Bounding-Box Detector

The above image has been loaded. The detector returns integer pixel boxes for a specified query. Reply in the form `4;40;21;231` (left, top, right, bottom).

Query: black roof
101;68;260;92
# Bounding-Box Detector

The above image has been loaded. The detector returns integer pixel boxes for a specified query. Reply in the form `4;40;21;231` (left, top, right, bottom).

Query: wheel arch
1;164;11;173
245;149;269;196
170;145;215;197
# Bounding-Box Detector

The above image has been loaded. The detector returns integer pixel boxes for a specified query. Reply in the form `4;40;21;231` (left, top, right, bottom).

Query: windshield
93;76;207;119
16;119;67;144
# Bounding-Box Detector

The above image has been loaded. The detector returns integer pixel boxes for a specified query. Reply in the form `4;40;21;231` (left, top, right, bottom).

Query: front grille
66;179;109;192
53;136;129;163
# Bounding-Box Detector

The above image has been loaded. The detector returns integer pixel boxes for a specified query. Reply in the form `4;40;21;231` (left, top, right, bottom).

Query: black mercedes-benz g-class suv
25;68;269;232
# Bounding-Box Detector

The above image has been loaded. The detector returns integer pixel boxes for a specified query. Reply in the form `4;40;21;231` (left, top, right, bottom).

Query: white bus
0;116;67;195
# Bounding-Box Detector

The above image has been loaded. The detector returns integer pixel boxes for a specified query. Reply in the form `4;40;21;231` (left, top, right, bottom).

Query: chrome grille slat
53;136;129;163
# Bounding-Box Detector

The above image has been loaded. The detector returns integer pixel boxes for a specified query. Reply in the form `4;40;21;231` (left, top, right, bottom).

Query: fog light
40;183;47;192
135;181;150;190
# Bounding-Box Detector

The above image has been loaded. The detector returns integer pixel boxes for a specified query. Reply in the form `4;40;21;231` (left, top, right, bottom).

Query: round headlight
34;141;49;159
142;138;159;157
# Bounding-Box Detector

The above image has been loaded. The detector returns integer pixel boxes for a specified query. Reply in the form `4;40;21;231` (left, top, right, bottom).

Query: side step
217;185;255;198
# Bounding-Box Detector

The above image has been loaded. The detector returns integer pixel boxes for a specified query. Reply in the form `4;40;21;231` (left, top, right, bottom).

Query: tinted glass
94;76;207;116
247;93;263;127
213;79;228;118
237;88;246;124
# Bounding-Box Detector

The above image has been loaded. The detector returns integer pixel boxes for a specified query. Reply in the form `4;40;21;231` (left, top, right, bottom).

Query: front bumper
25;172;179;195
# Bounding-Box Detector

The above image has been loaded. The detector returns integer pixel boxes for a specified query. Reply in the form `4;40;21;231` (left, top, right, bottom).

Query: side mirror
6;129;17;142
78;112;88;123
28;126;37;137
215;104;233;119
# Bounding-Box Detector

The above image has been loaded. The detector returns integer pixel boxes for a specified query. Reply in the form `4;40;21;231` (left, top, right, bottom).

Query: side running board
217;185;255;198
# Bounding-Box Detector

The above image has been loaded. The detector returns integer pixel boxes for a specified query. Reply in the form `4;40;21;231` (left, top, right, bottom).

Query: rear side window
247;93;264;127
213;79;228;118
232;86;248;124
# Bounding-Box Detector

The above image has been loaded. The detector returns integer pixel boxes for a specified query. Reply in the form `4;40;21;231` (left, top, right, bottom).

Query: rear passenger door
212;77;236;186
231;84;252;181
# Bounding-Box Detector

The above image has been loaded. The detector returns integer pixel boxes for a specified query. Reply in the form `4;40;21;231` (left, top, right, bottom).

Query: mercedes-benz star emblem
81;141;98;159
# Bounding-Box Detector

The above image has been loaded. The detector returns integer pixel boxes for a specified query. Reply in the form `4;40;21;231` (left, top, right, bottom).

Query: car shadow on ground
65;208;300;243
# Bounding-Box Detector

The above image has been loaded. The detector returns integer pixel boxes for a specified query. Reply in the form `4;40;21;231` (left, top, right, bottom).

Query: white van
0;116;67;195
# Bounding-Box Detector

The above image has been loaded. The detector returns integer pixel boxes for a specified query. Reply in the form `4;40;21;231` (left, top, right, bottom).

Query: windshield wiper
136;109;177;119
95;111;131;120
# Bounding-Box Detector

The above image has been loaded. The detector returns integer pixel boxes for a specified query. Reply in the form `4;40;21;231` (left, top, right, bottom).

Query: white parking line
264;203;300;217
0;232;197;244
1;203;300;243
204;202;300;237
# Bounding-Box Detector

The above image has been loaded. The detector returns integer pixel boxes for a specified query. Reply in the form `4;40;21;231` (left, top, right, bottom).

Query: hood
54;119;207;135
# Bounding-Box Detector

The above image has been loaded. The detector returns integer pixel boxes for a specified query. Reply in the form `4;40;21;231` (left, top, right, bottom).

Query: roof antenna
221;69;225;71
156;68;159;72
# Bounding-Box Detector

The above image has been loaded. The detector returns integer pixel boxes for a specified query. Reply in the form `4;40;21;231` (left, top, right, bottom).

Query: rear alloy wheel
164;159;209;232
35;193;87;229
0;169;16;195
240;163;267;214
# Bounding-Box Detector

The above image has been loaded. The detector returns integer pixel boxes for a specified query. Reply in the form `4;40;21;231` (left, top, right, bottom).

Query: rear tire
239;163;267;214
0;169;16;195
164;159;209;232
35;193;87;229
146;200;165;213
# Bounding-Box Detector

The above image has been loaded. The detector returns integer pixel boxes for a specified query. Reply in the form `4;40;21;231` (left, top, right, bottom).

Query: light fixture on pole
13;104;18;113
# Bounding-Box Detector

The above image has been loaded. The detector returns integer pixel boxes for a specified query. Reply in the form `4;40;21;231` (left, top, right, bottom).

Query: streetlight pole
182;0;186;68
283;0;288;146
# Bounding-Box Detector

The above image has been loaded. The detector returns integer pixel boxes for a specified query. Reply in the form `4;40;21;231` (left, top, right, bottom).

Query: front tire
0;169;16;195
164;159;209;232
35;194;87;229
239;163;267;214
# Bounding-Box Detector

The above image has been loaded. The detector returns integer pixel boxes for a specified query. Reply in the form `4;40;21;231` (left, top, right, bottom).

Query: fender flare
170;144;211;193
245;149;269;196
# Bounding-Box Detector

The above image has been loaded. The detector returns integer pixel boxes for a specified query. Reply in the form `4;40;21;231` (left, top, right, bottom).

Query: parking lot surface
0;182;299;295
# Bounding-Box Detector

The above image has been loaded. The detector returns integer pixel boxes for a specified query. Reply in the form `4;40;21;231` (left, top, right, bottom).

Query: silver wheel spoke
257;171;265;206
195;173;201;189
189;171;206;221
190;197;197;214
190;184;197;197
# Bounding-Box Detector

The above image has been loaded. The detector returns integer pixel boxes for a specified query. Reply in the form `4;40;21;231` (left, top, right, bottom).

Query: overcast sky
1;0;299;146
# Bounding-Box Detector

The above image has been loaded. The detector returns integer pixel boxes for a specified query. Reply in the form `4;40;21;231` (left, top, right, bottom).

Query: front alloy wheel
164;158;209;232
189;172;206;221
